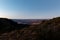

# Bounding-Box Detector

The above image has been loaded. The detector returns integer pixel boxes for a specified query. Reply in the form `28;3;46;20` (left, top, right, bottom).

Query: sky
0;0;60;19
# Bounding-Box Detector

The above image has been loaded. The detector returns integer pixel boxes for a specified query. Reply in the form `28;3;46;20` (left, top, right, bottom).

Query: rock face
0;17;60;40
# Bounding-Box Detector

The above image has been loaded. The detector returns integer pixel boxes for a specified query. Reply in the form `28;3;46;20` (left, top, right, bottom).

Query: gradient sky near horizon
0;0;60;19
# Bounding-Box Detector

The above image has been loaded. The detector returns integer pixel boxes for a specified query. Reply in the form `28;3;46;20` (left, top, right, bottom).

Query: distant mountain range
12;19;48;24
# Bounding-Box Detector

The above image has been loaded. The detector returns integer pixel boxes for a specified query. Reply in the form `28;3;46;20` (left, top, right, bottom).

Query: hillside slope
0;18;29;34
0;17;60;40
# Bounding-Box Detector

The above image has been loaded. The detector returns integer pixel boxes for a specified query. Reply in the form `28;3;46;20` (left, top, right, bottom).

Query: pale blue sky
0;0;60;19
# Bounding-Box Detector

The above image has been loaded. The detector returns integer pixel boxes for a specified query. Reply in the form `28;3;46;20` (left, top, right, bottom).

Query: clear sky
0;0;60;19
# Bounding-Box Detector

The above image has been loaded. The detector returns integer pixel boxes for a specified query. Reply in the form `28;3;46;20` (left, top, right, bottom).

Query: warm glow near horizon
0;11;10;18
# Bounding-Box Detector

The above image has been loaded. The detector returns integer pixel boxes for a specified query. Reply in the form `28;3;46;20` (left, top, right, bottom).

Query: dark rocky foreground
0;17;60;40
